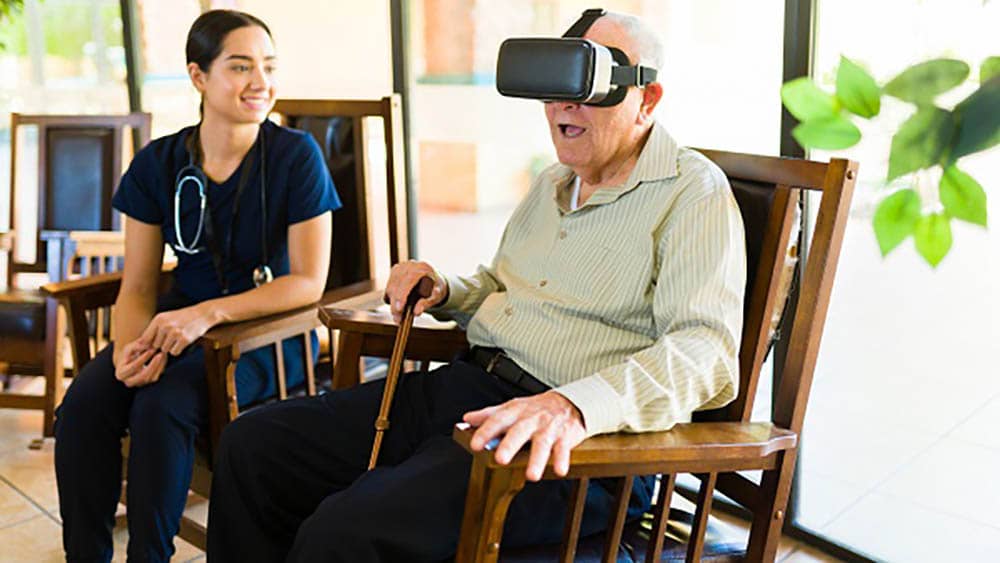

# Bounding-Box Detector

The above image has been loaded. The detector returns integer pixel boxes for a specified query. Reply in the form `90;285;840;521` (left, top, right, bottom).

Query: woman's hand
137;303;218;356
113;339;168;388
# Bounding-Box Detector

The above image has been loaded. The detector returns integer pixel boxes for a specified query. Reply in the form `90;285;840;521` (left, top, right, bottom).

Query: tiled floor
0;398;836;562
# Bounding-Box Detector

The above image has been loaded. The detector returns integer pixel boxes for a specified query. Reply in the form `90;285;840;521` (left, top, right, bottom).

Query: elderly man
207;11;745;563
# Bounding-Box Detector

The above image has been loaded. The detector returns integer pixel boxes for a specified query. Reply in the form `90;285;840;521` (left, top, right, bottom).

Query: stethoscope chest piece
253;264;274;287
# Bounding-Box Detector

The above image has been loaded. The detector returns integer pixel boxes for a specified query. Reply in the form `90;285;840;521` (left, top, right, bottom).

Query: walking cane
368;276;435;470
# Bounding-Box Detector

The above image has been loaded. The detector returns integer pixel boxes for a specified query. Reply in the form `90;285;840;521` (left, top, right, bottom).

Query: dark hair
186;9;272;72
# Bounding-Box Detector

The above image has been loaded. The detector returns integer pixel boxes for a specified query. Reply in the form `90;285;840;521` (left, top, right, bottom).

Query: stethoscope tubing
173;167;208;255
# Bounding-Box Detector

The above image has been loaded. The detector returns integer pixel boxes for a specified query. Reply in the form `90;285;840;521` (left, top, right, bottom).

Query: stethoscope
172;124;274;294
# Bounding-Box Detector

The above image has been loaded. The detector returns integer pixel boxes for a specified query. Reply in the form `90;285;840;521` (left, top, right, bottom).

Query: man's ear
188;62;206;93
637;82;663;123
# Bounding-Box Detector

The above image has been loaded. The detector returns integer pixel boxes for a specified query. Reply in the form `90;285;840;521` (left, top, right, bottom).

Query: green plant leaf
982;56;1000;83
888;107;955;180
873;189;921;256
781;77;839;122
952;75;1000;160
836;56;881;118
792;115;862;150
884;59;970;103
940;165;988;227
913;213;953;267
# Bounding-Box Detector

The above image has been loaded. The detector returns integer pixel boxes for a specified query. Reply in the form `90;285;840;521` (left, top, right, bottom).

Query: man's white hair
600;12;666;75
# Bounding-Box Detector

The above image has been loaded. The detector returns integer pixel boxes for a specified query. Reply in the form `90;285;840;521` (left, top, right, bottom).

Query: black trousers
207;359;654;562
55;344;210;563
55;338;307;563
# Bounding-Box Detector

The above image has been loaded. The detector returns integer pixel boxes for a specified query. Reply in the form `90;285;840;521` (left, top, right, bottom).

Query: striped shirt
434;122;746;437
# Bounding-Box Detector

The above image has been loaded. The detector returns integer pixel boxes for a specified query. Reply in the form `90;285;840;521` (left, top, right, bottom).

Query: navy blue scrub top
111;120;341;404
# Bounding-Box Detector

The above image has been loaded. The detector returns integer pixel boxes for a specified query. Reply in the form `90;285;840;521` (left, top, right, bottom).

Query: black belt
467;347;550;395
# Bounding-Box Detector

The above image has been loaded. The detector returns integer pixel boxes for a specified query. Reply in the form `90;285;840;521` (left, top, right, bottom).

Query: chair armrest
41;266;175;309
41;271;126;309
200;281;378;354
452;422;797;478
200;305;322;354
319;301;466;339
319;291;468;361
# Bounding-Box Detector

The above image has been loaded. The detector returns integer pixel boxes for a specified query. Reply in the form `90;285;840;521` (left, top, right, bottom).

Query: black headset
173;123;273;295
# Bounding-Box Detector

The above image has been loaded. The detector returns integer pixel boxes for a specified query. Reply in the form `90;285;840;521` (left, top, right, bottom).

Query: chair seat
0;289;47;341
501;508;745;562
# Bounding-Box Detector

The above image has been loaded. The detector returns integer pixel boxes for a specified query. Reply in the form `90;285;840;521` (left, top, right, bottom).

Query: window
797;1;1000;559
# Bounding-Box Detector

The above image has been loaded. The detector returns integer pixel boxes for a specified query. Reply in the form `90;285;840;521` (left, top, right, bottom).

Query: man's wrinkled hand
463;391;587;481
384;260;448;323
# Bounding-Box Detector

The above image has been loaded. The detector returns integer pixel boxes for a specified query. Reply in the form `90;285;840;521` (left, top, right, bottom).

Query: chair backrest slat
772;158;857;433
690;149;857;436
271;96;409;293
7;113;151;287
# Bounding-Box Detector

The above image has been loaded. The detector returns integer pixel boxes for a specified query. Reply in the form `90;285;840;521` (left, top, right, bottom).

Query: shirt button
539;280;547;287
504;306;513;316
559;230;568;239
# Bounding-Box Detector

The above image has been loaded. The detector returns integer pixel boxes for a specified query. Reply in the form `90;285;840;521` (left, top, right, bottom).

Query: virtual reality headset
495;8;658;107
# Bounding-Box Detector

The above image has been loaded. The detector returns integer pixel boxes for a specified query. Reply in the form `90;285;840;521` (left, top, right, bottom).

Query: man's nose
546;100;581;111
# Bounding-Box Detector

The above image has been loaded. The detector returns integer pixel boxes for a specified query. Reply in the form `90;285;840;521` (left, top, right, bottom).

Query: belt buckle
485;352;502;374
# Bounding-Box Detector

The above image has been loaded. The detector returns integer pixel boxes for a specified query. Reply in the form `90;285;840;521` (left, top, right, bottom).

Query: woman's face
191;25;277;125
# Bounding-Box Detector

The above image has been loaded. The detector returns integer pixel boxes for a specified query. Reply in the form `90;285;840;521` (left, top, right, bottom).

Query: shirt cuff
431;272;467;311
554;375;625;438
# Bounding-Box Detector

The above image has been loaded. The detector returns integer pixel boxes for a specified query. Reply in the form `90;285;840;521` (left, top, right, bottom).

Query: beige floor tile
0;440;59;514
0;514;64;563
0;479;43;529
0;408;45;455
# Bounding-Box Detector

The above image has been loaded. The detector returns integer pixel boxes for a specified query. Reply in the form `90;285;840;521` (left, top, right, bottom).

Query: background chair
0;112;151;441
43;95;411;549
320;150;857;562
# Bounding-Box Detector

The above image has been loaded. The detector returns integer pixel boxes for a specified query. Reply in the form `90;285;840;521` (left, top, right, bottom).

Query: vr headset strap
611;65;658;88
562;8;606;38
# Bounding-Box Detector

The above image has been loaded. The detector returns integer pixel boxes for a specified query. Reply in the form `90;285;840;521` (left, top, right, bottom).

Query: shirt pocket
551;242;653;321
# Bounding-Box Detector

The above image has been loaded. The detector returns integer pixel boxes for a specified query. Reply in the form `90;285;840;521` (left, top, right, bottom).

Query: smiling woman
51;9;341;563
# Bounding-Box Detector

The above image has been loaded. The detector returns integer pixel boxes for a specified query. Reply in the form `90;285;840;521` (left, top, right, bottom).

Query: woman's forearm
195;273;325;327
112;290;158;363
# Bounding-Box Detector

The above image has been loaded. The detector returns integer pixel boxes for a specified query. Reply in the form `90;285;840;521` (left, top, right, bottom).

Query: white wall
238;0;394;99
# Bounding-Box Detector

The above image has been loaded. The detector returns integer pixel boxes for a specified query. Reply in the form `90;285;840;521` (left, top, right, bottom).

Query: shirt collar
552;121;681;211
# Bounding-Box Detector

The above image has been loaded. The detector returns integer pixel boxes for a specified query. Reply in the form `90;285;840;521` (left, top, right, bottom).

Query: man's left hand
463;391;587;481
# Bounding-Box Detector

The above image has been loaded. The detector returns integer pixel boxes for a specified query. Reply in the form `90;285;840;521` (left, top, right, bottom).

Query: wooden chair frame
1;113;150;438
319;150;857;562
41;95;411;549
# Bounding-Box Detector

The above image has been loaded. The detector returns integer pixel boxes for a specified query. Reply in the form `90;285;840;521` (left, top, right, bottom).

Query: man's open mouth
558;124;586;138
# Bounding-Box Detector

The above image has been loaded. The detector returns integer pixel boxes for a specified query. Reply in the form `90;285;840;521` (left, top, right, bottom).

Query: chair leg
455;457;526;563
333;331;363;389
746;451;797;562
40;297;64;440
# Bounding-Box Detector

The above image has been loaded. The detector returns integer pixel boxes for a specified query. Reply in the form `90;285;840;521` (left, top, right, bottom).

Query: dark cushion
500;509;745;562
290;116;366;291
730;178;775;324
0;289;48;341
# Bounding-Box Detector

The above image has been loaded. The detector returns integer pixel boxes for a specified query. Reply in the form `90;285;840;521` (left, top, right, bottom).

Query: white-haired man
208;12;745;562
